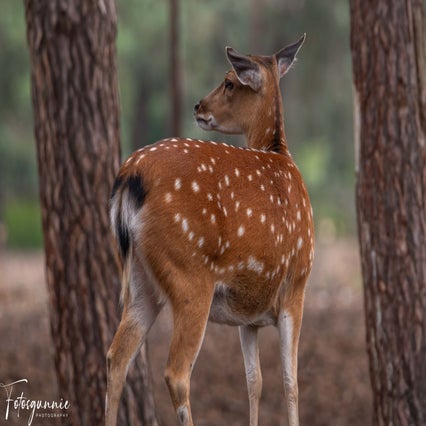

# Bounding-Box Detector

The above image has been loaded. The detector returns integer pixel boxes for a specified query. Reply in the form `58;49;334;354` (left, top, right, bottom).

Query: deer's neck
246;86;288;154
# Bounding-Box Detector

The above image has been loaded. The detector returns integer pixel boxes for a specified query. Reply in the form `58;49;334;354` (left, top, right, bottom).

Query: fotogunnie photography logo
0;379;70;425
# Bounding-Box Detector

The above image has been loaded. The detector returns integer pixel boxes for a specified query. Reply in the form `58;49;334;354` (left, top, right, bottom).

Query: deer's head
194;34;305;137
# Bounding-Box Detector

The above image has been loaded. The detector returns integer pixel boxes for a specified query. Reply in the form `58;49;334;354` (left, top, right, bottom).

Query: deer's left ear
226;47;262;92
275;33;306;78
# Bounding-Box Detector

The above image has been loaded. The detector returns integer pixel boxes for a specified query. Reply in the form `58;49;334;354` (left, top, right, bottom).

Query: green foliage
4;199;43;249
0;2;34;202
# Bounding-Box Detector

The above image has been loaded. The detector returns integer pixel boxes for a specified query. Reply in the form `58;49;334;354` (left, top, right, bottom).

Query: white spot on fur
174;178;182;190
198;237;205;248
165;193;172;203
235;168;240;177
237;225;245;237
246;208;253;217
211;214;216;224
182;218;189;233
192;181;200;192
260;214;266;224
297;237;303;250
247;256;264;274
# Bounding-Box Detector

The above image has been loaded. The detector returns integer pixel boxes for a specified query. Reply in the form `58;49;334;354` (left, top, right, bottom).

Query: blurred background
0;0;354;250
1;1;370;425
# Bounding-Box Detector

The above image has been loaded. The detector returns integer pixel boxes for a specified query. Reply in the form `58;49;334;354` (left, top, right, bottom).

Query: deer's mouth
195;113;216;131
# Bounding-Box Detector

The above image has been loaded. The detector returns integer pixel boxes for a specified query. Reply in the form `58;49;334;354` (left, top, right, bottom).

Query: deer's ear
226;47;262;92
275;34;306;78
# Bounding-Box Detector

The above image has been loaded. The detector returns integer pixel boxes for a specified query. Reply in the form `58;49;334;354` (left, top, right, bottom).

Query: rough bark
24;1;158;424
350;0;426;424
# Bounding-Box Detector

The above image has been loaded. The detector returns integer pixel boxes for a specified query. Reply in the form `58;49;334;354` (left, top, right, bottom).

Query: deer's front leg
239;325;262;426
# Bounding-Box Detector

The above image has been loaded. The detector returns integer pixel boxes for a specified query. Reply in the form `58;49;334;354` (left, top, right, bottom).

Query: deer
105;34;313;426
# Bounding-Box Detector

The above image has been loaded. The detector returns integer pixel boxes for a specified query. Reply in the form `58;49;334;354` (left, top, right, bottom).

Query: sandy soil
0;239;372;425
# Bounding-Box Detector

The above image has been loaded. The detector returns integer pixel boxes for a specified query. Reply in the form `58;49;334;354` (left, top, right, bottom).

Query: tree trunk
131;77;150;151
24;1;158;424
170;0;182;137
350;1;426;424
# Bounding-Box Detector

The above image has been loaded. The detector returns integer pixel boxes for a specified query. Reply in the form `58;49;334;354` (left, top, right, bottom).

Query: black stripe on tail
111;173;146;260
126;174;146;209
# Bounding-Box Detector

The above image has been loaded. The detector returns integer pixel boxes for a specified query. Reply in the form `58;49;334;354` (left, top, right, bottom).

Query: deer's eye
224;79;234;91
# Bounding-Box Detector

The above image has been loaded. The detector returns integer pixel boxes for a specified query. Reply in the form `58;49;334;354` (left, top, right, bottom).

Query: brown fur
106;35;311;426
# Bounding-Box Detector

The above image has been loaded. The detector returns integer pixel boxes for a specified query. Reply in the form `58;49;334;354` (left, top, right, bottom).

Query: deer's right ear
226;47;262;92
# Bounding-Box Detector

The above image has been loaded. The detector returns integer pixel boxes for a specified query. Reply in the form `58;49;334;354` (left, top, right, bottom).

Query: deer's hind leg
106;259;163;426
163;273;215;426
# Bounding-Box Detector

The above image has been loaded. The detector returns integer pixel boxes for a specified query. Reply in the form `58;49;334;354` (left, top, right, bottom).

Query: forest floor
0;238;372;426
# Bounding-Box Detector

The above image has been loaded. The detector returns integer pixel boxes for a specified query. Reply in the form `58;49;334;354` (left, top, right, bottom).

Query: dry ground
0;238;372;425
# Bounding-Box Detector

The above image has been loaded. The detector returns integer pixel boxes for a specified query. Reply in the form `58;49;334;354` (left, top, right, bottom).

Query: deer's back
117;138;314;322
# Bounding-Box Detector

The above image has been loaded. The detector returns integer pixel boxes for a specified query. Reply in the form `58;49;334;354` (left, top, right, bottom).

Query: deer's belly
208;281;277;327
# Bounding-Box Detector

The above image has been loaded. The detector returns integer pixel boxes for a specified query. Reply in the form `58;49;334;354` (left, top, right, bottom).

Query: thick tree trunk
350;0;426;424
25;1;158;424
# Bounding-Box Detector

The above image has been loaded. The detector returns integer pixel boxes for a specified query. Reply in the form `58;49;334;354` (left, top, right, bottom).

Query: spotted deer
106;34;313;426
